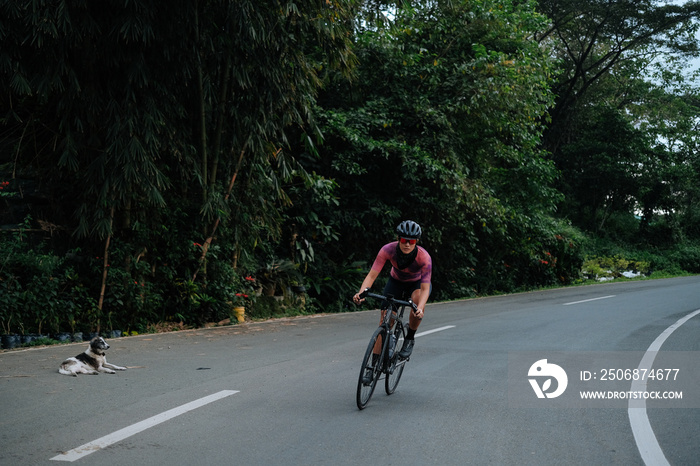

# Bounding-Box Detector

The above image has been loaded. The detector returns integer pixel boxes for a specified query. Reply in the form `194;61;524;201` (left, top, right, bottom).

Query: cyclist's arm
355;246;391;303
354;269;380;303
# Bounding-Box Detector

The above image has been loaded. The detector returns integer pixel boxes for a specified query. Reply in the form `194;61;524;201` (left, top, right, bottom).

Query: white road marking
562;295;616;306
628;309;700;466
50;390;239;462
416;325;455;337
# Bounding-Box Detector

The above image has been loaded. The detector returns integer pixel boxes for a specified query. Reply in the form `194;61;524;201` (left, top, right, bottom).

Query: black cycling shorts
381;277;431;309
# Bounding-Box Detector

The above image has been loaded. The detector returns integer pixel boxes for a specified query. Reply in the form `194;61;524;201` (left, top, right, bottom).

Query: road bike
355;288;418;410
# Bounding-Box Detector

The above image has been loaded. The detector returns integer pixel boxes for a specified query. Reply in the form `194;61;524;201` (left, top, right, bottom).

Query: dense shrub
667;244;700;274
0;226;88;335
582;255;651;279
474;219;586;294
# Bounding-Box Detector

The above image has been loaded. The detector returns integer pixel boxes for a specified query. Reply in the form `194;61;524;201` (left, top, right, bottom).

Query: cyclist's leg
372;311;384;356
408;282;432;330
408;288;423;331
399;282;431;358
373;308;397;356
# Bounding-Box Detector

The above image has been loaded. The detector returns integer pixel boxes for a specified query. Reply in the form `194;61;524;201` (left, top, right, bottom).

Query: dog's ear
93;337;109;348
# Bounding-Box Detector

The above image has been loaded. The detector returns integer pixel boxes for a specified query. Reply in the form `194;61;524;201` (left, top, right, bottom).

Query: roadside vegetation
2;1;699;344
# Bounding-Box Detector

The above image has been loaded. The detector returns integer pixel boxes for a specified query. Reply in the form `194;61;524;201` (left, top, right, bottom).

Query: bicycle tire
357;327;385;409
385;320;406;395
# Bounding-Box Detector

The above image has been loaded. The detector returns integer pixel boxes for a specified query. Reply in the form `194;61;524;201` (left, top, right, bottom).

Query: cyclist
354;220;432;362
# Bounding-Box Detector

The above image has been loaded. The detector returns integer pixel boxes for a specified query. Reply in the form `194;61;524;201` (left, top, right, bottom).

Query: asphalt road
1;276;699;465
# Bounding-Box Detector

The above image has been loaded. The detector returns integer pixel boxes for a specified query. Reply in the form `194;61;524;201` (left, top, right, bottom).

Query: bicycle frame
361;289;416;370
356;288;418;409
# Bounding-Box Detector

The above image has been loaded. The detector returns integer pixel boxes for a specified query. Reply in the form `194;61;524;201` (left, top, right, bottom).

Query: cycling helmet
395;220;422;239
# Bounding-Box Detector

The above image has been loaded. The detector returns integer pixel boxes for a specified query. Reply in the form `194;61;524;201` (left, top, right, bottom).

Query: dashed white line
562;295;616;306
628;309;700;466
50;390;239;462
416;325;455;337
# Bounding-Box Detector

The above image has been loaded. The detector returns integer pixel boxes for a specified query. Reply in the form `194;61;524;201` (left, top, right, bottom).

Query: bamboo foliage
1;1;699;335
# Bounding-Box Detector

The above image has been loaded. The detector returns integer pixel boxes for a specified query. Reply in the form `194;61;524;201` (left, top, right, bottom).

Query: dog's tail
58;367;77;377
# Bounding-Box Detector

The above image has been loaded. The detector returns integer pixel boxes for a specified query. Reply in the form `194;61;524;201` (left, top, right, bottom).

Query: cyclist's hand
413;307;424;320
354;288;370;304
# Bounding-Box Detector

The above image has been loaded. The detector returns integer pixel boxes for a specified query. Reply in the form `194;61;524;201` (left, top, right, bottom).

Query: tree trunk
96;205;115;334
195;1;208;204
192;146;247;282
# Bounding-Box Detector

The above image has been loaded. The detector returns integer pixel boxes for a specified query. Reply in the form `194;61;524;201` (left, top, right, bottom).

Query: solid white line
416;325;455;338
562;295;616;306
628;309;700;466
50;390;239;462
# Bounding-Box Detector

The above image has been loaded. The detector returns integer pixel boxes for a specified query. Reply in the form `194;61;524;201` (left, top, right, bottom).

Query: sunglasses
399;237;417;245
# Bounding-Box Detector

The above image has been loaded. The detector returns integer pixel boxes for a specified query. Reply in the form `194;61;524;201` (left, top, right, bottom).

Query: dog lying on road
58;337;127;376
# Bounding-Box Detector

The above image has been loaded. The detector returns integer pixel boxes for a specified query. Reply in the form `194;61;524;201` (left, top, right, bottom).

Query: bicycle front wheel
357;327;385;410
385;320;406;395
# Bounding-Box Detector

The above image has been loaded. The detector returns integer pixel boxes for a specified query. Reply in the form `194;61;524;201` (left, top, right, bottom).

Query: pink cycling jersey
370;242;432;284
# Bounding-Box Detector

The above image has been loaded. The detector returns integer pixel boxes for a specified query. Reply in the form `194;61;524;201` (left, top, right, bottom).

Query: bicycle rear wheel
385;320;406;395
357;327;385;410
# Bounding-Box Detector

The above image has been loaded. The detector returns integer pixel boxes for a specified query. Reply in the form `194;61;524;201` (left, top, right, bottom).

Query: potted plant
257;259;300;297
229;275;256;323
0;286;24;349
1;306;19;348
1;333;19;349
290;280;307;294
231;294;248;323
85;301;101;341
67;312;83;341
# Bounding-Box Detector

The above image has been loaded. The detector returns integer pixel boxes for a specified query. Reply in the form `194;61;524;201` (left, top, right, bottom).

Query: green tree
556;104;649;237
536;0;700;154
1;1;358;327
1;0;357;239
635;85;700;243
535;0;700;246
307;0;575;297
